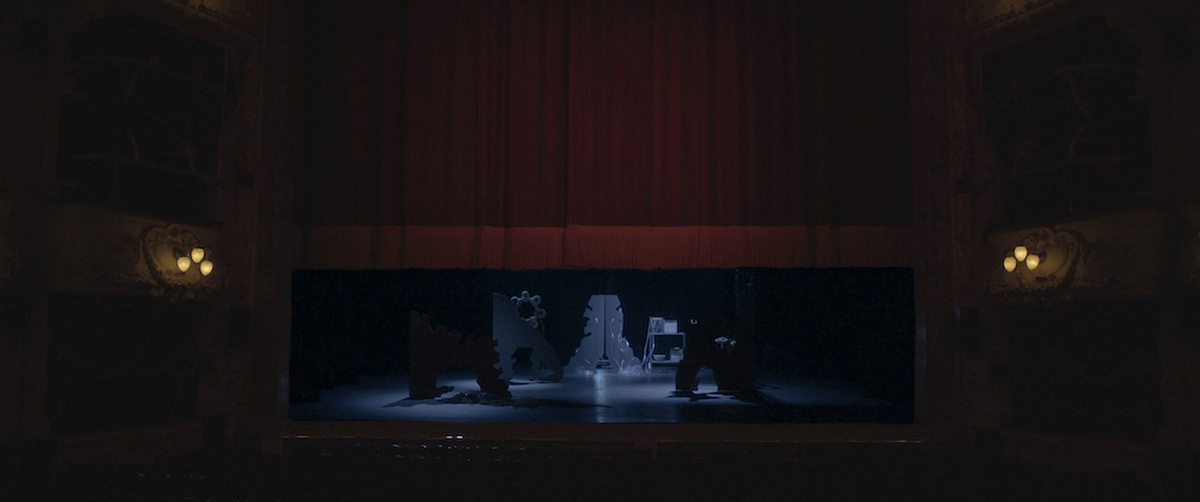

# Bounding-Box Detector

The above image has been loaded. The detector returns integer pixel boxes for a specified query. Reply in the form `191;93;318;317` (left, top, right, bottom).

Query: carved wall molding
117;0;251;45
987;208;1172;299
966;0;1149;48
988;226;1084;295
45;203;222;298
43;0;254;58
140;223;219;295
977;14;1151;226
192;0;250;27
968;0;1068;36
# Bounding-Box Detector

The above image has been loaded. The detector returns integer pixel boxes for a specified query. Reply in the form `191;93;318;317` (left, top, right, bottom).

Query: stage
288;366;898;424
289;267;916;424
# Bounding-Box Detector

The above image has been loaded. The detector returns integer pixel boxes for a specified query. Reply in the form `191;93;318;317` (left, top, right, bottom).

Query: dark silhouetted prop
492;293;563;382
409;311;509;399
676;316;756;397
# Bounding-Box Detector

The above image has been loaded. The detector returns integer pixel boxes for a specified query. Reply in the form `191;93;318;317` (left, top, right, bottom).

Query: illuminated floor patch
289;368;892;423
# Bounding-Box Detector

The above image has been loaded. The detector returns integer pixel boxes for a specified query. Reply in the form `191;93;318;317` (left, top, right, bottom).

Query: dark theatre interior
2;0;1199;499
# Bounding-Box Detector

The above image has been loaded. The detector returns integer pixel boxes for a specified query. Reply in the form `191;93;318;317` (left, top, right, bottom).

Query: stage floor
289;367;900;423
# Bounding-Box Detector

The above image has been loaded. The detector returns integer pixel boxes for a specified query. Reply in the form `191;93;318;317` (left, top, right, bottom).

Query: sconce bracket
141;223;216;295
989;227;1084;296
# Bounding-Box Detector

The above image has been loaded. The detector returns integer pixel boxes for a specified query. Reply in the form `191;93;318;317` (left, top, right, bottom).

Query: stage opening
289;268;914;424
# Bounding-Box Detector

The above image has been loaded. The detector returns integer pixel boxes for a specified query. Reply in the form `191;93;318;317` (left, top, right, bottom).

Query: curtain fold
297;0;911;269
403;0;569;227
300;225;913;270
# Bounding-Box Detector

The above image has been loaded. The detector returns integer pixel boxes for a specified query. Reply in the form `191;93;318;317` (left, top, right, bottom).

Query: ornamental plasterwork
987;209;1170;299
988;227;1084;295
165;0;251;37
966;0;1064;34
45;204;222;298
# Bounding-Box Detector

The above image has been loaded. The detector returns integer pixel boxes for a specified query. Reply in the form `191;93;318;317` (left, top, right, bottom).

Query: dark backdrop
290;268;914;412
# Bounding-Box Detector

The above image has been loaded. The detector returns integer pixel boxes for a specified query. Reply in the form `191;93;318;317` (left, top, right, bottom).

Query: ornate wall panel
986;209;1170;300
56;6;235;223
45;204;222;299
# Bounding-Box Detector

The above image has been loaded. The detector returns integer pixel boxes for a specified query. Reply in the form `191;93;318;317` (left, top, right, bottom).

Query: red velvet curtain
402;0;569;227
568;0;808;226
297;0;912;268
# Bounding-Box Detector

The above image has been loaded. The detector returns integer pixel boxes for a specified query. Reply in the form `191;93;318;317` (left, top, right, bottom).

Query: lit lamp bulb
191;247;206;263
177;256;192;272
1025;253;1040;270
199;260;214;276
1003;256;1017;272
1013;245;1028;262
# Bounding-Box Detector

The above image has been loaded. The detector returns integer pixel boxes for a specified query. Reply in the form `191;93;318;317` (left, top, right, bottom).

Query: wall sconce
1000;230;1058;274
141;224;218;293
994;227;1082;294
176;247;214;276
